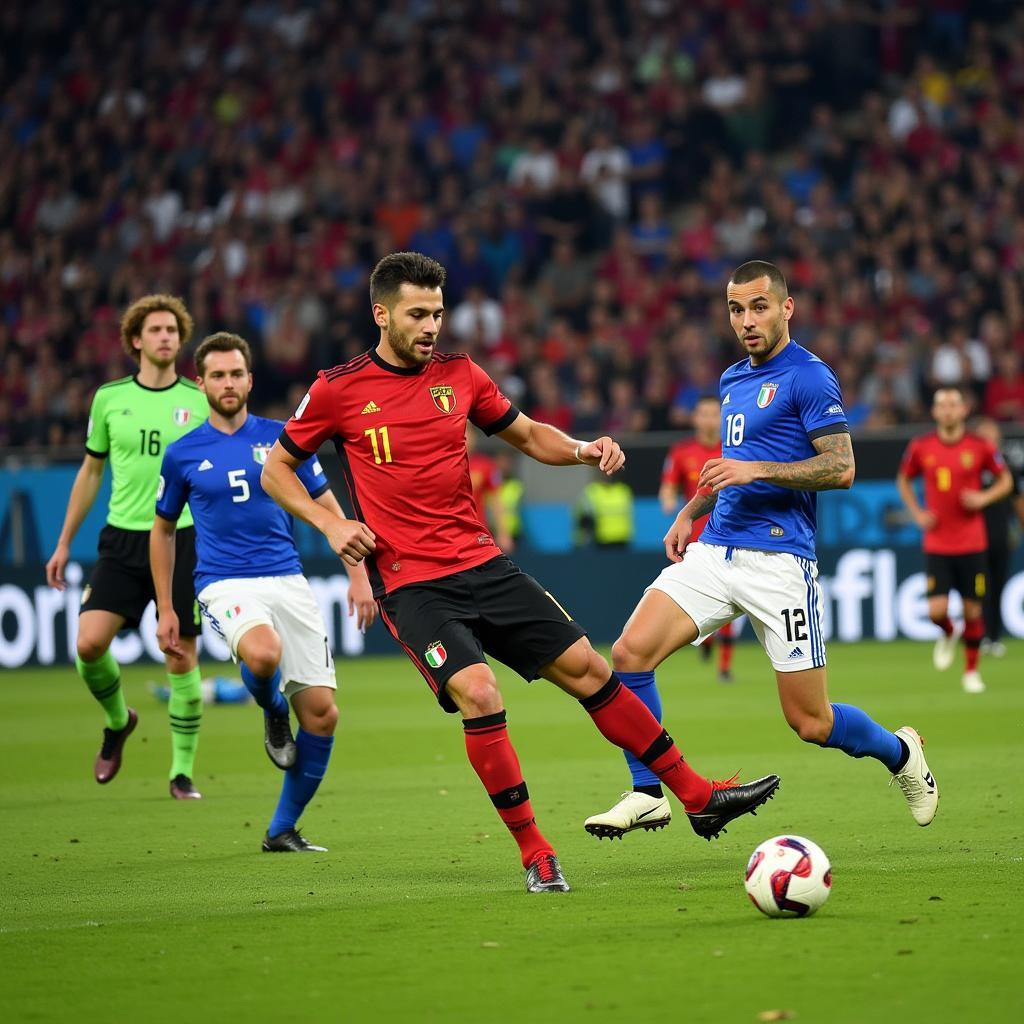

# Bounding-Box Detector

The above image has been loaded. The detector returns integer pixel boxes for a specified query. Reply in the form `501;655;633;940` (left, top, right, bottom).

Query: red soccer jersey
899;431;1006;555
467;451;500;527
281;349;519;596
662;438;721;539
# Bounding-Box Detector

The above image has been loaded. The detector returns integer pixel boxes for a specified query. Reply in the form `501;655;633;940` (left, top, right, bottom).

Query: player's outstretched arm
496;412;625;475
150;514;183;658
313;488;377;631
45;453;105;590
262;442;376;567
700;431;855;493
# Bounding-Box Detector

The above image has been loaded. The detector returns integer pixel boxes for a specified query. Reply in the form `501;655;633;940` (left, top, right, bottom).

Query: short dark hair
193;332;253;376
729;260;788;300
695;394;721;408
369;251;447;308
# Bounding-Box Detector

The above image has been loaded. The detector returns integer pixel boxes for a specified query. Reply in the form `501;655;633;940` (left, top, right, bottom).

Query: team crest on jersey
172;407;192;426
961;451;974;468
430;385;456;414
424;641;447;668
756;383;779;408
252;444;271;465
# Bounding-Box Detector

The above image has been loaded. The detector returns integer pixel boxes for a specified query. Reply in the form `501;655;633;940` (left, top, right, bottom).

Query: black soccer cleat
687;774;780;841
525;852;571;893
169;774;203;800
264;710;297;769
262;828;327;853
95;708;138;784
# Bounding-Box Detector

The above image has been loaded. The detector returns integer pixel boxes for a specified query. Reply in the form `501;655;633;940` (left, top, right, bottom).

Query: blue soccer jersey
156;415;330;592
699;340;848;560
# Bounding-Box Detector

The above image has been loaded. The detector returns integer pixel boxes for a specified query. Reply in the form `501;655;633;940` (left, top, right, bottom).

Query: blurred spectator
984;350;1024;423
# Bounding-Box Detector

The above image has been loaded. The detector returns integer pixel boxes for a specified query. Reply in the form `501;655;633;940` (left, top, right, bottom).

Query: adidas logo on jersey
788;647;805;659
198;459;213;471
722;393;731;405
361;401;381;415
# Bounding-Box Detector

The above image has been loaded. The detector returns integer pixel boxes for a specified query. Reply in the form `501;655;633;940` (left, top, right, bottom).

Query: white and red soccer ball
744;835;832;918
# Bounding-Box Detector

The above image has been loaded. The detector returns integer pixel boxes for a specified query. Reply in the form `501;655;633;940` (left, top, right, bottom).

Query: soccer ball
744;835;832;918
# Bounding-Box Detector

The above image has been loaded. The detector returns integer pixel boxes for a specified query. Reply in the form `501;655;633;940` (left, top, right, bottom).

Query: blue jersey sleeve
793;360;849;438
298;454;330;499
155;446;189;521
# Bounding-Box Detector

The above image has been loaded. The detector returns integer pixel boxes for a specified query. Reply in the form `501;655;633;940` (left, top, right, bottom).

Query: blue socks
618;671;663;788
824;703;905;772
268;729;335;837
240;663;288;717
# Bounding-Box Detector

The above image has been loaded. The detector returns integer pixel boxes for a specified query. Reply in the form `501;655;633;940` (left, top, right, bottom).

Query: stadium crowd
2;0;1023;451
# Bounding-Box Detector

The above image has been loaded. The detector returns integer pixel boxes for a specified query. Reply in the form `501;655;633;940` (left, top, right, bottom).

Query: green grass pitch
2;640;1021;1023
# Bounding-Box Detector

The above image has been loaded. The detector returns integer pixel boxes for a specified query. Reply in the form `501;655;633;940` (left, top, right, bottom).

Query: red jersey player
897;386;1012;693
659;395;737;682
262;252;779;894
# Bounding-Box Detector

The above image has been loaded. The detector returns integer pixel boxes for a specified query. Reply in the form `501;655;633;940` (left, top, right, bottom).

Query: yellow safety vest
580;481;634;545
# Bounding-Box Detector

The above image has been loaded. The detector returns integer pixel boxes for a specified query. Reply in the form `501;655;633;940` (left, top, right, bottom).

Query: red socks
937;616;954;637
964;617;984;672
581;676;713;812
718;622;734;673
463;712;553;868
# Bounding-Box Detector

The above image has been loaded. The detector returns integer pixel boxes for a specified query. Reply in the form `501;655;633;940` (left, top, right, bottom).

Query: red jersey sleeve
899;439;921;479
467;359;518;435
280;371;337;459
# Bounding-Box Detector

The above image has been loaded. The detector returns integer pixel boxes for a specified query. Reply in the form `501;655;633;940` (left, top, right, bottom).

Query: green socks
168;667;203;779
76;651;129;730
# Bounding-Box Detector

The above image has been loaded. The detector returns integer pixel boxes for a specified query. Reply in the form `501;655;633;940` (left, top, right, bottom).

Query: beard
208;392;248;417
387;321;435;366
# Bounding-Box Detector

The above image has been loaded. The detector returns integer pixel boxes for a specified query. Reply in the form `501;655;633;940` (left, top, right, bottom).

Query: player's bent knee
447;672;502;718
297;700;338;736
241;636;282;678
788;714;831;745
76;635;109;663
611;632;654;673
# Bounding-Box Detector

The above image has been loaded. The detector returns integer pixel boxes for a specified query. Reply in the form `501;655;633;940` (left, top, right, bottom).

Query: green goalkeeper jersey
85;375;208;531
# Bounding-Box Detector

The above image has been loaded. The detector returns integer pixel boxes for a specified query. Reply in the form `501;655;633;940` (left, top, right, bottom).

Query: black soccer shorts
925;551;987;601
81;525;201;636
378;555;587;713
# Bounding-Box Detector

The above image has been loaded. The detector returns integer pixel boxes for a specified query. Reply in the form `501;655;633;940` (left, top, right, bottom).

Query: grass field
2;640;1021;1024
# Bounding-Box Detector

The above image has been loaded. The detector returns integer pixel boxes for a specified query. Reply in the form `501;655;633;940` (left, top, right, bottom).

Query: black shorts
81;525;201;636
925;551;987;601
378;555;587;713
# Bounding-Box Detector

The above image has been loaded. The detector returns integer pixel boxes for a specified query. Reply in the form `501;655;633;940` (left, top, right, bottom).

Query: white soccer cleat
890;726;938;826
932;624;962;671
961;671;986;694
584;791;671;840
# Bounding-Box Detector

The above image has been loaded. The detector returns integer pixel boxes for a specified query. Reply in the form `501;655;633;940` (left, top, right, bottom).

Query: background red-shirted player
466;423;514;551
261;251;779;894
659;395;738;682
897;386;1012;694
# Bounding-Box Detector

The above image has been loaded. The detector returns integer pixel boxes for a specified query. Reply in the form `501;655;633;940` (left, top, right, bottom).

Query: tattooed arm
698;430;856;493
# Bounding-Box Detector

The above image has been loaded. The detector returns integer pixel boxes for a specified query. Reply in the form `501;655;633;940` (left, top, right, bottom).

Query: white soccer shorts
647;542;826;672
197;574;336;695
